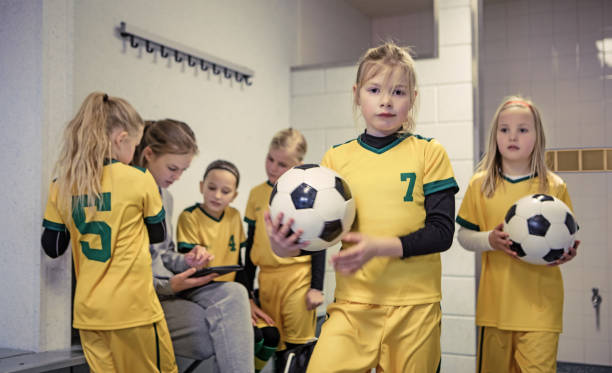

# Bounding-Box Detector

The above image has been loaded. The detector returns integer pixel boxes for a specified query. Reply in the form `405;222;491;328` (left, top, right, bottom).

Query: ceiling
345;0;433;17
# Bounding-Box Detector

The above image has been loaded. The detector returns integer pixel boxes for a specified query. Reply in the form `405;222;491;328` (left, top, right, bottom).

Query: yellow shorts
257;263;316;350
80;319;177;373
307;300;441;373
477;326;559;373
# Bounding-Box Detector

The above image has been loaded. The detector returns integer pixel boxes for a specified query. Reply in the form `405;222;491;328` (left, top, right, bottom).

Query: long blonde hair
269;128;307;162
478;95;548;197
132;119;198;169
354;42;418;134
54;92;143;213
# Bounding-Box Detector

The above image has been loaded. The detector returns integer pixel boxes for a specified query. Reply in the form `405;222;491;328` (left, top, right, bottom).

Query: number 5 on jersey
72;193;112;262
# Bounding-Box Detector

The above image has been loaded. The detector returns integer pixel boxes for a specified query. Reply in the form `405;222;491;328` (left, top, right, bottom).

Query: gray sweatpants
161;281;253;373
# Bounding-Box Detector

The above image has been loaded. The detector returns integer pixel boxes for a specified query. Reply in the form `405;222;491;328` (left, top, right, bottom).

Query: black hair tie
103;94;109;102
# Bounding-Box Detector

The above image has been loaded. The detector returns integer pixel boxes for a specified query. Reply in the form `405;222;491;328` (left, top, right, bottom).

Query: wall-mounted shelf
119;22;254;85
546;148;612;172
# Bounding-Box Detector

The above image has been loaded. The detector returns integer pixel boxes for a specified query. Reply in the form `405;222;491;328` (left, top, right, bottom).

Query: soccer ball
269;164;356;252
503;194;578;265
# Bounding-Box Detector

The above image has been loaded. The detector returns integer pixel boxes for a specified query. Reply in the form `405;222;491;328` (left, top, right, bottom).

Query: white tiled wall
290;1;476;370
371;10;435;58
482;0;612;366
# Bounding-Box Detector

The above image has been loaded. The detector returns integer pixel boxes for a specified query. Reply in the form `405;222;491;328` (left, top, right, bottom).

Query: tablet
190;265;244;278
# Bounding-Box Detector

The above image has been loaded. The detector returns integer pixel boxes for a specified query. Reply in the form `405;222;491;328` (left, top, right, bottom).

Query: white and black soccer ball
503;194;578;265
269;164;356;252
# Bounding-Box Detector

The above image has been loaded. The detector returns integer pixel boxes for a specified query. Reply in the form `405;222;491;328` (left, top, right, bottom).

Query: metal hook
145;41;155;53
212;64;222;75
224;68;233;79
200;60;209;71
188;55;197;67
244;76;253;86
129;35;139;48
592;288;602;307
174;50;183;63
235;74;244;83
160;45;169;58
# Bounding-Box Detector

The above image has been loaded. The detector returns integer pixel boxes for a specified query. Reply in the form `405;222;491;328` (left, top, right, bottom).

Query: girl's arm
305;250;325;310
41;228;70;258
235;223;257;298
146;220;166;244
332;189;455;274
457;226;493;252
399;189;455;257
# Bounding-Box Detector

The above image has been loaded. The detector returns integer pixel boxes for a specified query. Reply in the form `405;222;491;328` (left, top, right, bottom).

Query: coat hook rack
119;21;254;86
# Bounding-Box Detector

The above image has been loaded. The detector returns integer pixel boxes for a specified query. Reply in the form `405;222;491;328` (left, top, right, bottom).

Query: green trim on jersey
144;207;166;224
423;177;459;195
183;203;198;213
177;242;196;251
153;323;160;371
198;204;224;222
266;180;274;187
129;164;147;173
357;135;408;154
456;216;480;231
43;219;66;232
332;138;357;149
103;158;119;165
244;216;255;225
502;174;536;183
412;133;433;142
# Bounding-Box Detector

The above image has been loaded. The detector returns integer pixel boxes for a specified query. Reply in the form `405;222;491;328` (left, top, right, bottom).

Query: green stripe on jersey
178;242;196;251
42;219;66;232
423;177;459;195
456;216;480;231
145;208;166;224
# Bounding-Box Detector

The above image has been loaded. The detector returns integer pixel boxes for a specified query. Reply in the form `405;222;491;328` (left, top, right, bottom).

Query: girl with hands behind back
456;96;579;373
268;43;459;373
244;128;325;372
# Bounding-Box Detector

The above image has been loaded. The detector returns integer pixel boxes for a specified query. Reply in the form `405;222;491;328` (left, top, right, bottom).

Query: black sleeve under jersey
235;222;257;298
309;250;325;291
399;189;455;258
146;220;166;244
41;228;70;258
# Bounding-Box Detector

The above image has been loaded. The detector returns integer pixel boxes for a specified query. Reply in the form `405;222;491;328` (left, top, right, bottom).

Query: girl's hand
305;288;324;311
170;267;218;293
489;223;517;258
331;232;378;275
549;239;580;266
249;299;275;326
184;245;214;269
264;211;309;257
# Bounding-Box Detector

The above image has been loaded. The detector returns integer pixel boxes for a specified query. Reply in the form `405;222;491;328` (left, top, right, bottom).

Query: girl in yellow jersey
176;159;280;372
456;96;579;373
41;93;177;372
266;43;459;372
133;122;254;373
243;128;325;372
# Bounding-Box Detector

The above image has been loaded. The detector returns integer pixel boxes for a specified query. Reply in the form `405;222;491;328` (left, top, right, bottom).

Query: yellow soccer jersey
456;170;573;332
244;181;311;269
42;160;166;330
177;204;245;282
321;134;458;306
